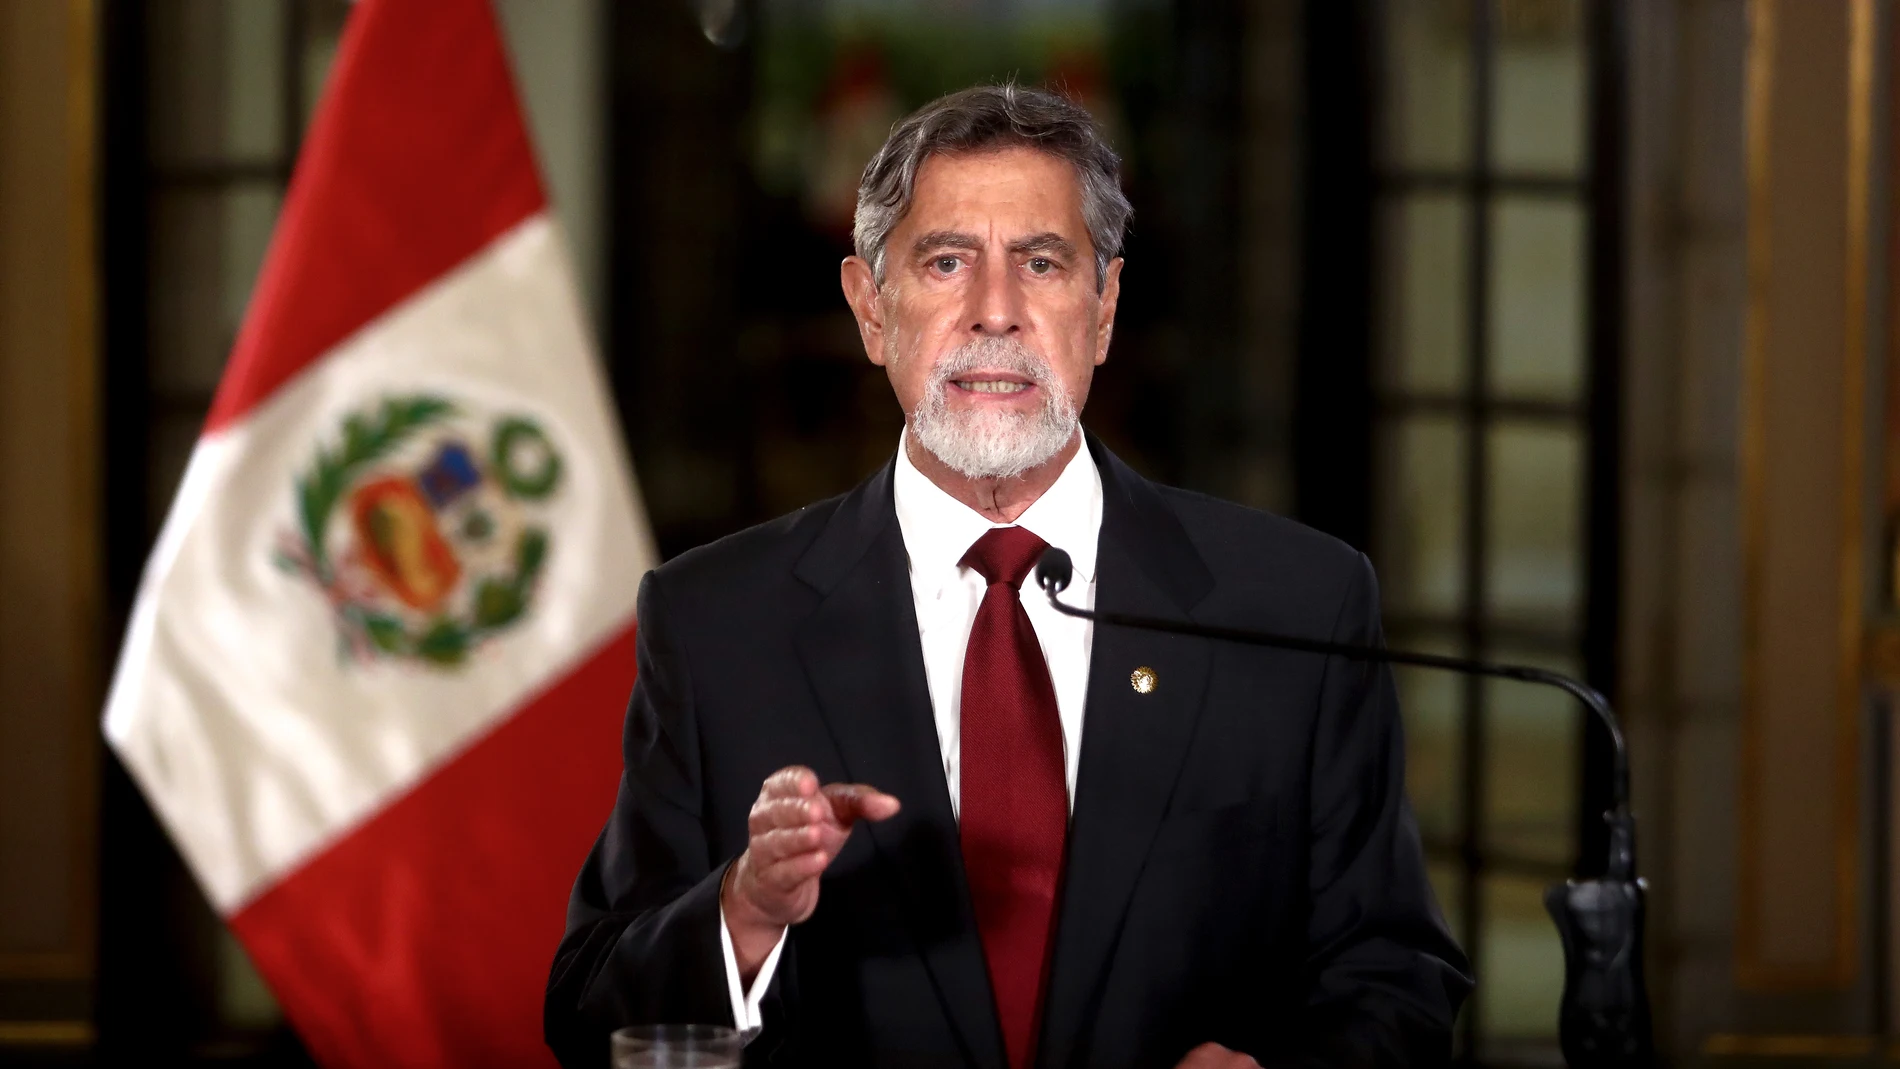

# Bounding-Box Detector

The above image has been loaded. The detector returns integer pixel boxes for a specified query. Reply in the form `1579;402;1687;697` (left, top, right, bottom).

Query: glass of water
610;1024;744;1069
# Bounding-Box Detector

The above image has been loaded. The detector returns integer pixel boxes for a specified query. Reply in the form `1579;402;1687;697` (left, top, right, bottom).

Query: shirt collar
892;429;1102;583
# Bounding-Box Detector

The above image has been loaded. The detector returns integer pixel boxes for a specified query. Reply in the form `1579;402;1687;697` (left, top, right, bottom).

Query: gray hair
852;83;1132;291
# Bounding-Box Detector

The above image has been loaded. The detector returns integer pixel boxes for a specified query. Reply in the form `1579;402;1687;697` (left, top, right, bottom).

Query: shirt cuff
718;901;788;1039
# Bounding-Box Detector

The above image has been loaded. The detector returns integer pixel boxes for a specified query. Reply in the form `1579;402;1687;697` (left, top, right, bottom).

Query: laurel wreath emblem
274;394;562;667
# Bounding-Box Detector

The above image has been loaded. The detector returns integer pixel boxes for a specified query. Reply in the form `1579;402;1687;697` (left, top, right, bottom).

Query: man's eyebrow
1008;232;1079;259
911;230;983;255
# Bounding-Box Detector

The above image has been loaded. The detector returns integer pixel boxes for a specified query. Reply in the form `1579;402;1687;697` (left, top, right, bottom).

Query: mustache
926;336;1054;388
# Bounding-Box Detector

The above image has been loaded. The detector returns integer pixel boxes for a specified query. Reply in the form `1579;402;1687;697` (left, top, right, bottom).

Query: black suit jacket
546;438;1471;1069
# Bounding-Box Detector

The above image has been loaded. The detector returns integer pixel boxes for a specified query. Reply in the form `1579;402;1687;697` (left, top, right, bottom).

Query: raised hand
1174;1043;1260;1068
720;766;900;981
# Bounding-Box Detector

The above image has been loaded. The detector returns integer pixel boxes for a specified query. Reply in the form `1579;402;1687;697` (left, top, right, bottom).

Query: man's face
842;146;1123;479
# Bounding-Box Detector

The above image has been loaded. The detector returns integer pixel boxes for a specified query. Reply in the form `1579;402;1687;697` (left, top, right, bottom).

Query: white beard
905;335;1080;480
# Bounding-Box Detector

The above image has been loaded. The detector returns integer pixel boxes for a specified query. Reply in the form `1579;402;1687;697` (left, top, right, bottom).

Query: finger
810;821;851;855
750;818;850;874
749;794;829;836
753;847;831;892
760;765;819;802
822;783;902;825
749;825;824;866
1173;1044;1251;1069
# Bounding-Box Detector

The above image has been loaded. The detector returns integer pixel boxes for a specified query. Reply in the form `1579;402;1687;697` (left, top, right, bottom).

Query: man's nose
966;256;1023;336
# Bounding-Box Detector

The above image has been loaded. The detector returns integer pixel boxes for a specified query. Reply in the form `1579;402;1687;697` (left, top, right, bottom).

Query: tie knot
960;526;1050;590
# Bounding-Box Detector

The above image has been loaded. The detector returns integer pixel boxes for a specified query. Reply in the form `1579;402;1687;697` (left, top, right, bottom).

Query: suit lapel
1038;441;1215;1069
792;462;1007;1069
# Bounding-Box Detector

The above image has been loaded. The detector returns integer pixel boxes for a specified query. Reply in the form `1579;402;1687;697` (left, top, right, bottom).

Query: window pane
149;185;283;399
147;0;287;168
147;411;204;533
1383;0;1470;170
1375;416;1469;616
1395;630;1468;844
1478;874;1564;1041
1380;194;1469;394
300;1;353;131
1491;0;1586;176
216;927;282;1028
1484;422;1580;621
1488;199;1585;400
1482;647;1581;865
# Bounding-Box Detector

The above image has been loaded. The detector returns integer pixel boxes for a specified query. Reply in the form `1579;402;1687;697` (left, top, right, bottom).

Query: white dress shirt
718;433;1103;1033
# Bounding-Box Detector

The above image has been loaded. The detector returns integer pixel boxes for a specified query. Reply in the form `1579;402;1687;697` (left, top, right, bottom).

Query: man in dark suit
546;84;1470;1069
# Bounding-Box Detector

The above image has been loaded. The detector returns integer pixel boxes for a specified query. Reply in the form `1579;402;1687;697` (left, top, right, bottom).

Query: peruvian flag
101;1;652;1067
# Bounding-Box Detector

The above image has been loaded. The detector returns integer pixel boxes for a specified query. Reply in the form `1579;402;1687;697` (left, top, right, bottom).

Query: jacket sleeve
544;570;755;1068
1273;552;1474;1068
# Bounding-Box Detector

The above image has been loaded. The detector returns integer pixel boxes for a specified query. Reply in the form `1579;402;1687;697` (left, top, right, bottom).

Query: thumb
822;783;902;825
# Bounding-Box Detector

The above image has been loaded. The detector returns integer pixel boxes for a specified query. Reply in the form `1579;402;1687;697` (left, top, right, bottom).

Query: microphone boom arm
1039;595;1634;878
1034;547;1652;1067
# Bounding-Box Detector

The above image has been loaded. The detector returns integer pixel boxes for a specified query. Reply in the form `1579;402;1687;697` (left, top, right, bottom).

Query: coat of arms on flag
275;394;566;667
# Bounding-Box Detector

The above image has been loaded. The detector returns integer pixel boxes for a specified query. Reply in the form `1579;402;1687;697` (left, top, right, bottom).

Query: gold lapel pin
1130;666;1158;695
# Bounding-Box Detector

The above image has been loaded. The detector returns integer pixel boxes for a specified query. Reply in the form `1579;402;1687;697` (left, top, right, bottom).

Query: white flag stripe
105;215;651;911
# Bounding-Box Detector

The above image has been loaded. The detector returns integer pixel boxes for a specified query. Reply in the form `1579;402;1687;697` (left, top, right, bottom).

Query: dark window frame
1297;1;1626;1061
98;1;329;1060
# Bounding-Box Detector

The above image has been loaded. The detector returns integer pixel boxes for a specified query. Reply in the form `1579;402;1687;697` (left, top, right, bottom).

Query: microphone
1034;547;1652;1069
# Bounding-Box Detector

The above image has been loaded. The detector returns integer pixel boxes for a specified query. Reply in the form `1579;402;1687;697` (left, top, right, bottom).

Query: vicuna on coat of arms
275;394;562;667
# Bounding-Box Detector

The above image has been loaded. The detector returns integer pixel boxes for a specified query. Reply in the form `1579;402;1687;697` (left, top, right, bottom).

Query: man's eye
935;256;961;274
1028;257;1054;275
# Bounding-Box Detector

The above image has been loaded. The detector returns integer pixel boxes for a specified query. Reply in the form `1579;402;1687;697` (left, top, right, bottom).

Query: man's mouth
949;374;1035;396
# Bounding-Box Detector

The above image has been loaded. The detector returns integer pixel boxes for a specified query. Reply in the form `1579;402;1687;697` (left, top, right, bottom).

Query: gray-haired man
546;84;1470;1069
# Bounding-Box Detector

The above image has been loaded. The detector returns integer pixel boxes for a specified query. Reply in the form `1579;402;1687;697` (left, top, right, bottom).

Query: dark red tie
958;526;1068;1069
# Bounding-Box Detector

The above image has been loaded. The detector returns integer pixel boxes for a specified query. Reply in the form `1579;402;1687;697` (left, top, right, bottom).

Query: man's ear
841;256;888;366
1094;257;1124;366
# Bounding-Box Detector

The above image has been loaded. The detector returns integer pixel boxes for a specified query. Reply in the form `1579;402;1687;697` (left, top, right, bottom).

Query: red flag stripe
229;621;637;1069
204;0;546;434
